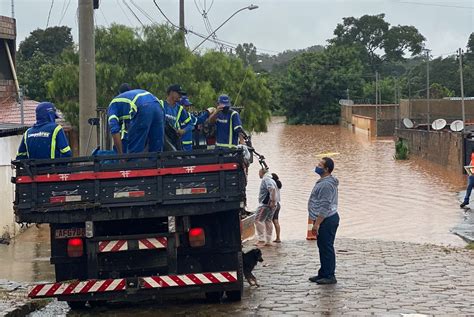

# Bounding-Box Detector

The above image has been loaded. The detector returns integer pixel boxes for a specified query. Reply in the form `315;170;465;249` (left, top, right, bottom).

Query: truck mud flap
28;271;238;299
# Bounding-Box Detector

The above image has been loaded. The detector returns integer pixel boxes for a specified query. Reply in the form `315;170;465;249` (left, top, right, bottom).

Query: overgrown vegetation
395;139;409;160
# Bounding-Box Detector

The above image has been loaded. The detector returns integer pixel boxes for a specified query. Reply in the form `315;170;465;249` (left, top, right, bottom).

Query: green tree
16;26;74;101
17;26;74;60
282;46;364;124
235;43;258;68
329;14;425;70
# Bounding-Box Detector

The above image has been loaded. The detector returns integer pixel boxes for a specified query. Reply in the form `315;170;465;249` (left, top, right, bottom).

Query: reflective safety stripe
158;99;164;108
228;112;236;146
120;121;127;139
183;116;191;125
108;115;119;123
60;146;71;154
233;125;242;131
175;106;183;129
182;141;192;145
16;152;27;157
130;92;152;113
23;130;29;158
50;125;63;159
215;142;236;148
119;115;131;120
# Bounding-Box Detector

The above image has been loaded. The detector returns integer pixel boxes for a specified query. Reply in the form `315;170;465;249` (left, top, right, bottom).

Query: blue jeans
128;102;164;153
317;213;340;279
463;175;474;204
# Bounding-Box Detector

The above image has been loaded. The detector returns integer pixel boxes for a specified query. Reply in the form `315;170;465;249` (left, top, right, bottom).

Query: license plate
55;228;85;239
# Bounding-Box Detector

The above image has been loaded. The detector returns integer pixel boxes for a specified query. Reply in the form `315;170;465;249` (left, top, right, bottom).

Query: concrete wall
0;135;22;240
341;104;399;136
351;115;376;138
396;128;463;172
400;99;474;123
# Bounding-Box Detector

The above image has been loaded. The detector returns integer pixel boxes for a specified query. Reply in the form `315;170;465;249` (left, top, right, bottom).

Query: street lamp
192;4;259;52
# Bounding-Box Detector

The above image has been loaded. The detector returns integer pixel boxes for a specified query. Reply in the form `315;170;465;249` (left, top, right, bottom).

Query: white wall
0;135;23;240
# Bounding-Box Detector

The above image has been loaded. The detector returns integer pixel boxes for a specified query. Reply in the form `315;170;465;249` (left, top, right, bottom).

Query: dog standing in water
243;248;264;286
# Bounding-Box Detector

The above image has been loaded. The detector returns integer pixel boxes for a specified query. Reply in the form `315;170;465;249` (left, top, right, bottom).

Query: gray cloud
2;0;473;56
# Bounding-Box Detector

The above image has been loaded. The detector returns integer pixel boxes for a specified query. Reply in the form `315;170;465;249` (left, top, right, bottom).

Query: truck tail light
67;238;84;257
188;228;205;247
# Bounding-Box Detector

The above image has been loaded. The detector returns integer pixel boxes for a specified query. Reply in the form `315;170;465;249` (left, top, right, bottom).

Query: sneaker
460;202;469;208
316;277;337;285
308;276;321;283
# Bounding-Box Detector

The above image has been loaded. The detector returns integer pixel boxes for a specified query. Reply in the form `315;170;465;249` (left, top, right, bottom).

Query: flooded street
0;118;470;316
247;117;466;246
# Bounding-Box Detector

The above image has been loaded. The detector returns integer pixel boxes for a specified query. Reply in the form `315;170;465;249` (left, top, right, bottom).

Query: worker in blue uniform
16;102;72;159
179;96;210;151
163;84;192;150
113;89;164;153
208;94;243;149
107;83;132;153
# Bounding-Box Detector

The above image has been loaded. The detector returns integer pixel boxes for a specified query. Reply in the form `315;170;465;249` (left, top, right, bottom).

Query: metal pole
459;48;466;127
11;0;14;18
179;0;185;43
426;50;430;131
375;71;378;105
79;0;97;156
19;87;24;125
192;5;258;52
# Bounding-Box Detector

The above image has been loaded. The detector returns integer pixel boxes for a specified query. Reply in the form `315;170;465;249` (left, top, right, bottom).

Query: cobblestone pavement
31;238;474;316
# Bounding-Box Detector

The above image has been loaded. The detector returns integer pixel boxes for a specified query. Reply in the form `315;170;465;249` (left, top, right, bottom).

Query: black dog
242;248;264;287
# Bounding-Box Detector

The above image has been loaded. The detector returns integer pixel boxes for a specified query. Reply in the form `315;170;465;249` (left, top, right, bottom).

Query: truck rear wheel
205;291;223;302
67;301;87;310
226;290;242;301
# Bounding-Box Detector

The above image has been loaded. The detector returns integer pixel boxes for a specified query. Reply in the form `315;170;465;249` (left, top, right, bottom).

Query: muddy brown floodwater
9;117;468;316
246;117;466;246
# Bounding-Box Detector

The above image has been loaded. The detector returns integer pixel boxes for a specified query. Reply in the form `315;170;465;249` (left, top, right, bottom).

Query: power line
116;0;134;26
152;0;180;28
46;0;55;28
397;1;474;9
99;7;109;27
122;0;145;27
58;0;72;25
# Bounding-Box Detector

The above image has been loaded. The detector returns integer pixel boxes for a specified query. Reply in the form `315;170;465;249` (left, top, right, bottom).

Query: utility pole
346;88;350;101
179;0;185;44
459;48;466;127
426;49;431;131
375;71;379;105
78;0;97;156
11;0;14;18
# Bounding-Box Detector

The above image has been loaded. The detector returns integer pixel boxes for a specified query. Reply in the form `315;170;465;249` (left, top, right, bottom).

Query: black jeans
317;213;340;279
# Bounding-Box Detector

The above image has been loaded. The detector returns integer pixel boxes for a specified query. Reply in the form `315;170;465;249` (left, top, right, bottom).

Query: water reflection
247;117;466;246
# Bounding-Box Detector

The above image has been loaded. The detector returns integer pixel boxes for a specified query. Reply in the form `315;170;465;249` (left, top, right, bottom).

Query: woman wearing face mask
307;157;340;285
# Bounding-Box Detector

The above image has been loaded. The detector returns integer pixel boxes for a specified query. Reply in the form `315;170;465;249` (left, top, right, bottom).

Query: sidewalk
31;238;474;316
454;192;474;242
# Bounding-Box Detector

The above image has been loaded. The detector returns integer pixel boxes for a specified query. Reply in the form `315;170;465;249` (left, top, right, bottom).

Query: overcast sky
1;0;472;57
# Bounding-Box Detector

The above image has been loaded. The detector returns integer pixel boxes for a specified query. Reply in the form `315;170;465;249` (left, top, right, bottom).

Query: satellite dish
338;99;354;106
450;120;464;132
402;118;414;129
431;118;447;131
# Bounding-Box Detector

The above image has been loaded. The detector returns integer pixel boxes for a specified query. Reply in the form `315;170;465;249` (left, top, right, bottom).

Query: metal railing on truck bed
12;149;246;224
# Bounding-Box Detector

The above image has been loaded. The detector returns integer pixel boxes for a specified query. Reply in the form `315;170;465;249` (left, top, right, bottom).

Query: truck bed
12;149;246;224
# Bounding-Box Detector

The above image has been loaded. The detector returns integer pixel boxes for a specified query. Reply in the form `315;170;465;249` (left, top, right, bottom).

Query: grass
467;242;474;250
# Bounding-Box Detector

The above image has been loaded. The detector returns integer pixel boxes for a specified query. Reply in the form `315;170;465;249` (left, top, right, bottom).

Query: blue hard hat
36;102;59;121
218;94;231;107
179;96;192;106
118;83;131;94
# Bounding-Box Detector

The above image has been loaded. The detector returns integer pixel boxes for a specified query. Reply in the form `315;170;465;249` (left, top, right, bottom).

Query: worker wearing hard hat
179;96;211;151
16;102;72;159
208;94;243;149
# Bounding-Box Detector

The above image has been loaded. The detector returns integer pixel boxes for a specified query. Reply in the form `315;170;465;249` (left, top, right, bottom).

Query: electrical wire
397;1;473;10
46;0;55;28
99;7;109;27
58;0;72;25
116;0;134;26
152;0;180;28
122;0;145;27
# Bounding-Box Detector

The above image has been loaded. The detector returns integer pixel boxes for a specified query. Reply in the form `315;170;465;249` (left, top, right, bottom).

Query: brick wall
0;16;16;100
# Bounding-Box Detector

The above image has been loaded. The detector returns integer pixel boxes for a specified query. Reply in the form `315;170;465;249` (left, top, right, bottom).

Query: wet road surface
1;118;471;315
30;239;474;316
